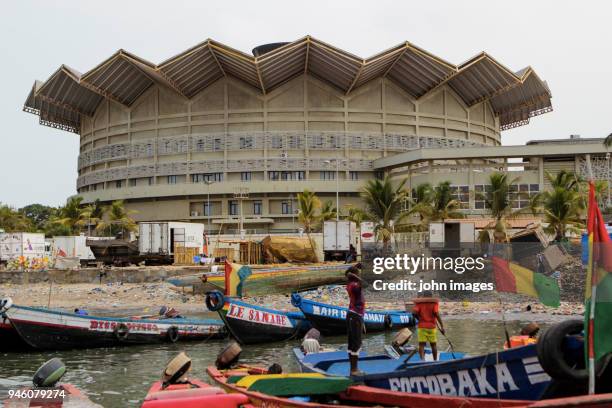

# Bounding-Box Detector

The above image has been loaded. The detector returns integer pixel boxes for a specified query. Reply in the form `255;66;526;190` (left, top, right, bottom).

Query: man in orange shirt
412;293;445;361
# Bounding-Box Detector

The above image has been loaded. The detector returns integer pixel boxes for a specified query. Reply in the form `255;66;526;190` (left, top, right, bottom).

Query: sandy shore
0;281;583;322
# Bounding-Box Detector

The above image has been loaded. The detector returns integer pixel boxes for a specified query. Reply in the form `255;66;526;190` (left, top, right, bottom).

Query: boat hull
5;305;226;350
291;293;415;336
0;319;30;350
208;292;310;344
360;344;551;400
171;263;353;296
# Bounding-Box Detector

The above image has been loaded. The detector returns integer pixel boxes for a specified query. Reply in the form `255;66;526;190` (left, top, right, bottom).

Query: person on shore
346;263;365;376
346;244;357;263
412;292;444;361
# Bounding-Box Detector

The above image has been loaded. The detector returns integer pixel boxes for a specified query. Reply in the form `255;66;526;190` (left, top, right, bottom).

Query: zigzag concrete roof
23;35;552;134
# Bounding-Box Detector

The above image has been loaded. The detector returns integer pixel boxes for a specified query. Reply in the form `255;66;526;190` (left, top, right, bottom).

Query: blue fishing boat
206;290;311;344
294;347;464;375
290;293;415;335
358;344;551;400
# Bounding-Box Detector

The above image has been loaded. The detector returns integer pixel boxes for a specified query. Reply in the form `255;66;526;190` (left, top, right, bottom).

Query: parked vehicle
50;235;97;265
323;221;357;261
138;222;205;256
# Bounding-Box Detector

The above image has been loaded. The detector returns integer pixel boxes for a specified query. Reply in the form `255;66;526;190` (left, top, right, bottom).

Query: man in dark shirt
346;264;365;376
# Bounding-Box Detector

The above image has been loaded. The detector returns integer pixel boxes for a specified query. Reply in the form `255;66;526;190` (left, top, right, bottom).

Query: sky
1;1;610;208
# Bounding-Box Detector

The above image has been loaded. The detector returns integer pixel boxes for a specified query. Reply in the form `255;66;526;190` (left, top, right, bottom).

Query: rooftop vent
252;42;289;57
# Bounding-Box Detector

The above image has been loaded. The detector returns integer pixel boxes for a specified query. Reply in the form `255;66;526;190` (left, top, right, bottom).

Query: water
0;315;572;408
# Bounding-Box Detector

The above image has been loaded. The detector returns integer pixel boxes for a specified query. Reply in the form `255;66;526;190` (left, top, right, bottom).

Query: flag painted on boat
493;257;560;307
585;181;612;364
224;261;252;297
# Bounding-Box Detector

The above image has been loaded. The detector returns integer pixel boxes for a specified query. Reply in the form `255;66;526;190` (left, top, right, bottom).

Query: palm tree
96;200;137;238
345;207;366;227
360;175;410;252
539;187;584;242
320;200;338;223
296;189;321;261
531;170;585;242
410;181;463;222
54;197;88;235
479;172;520;242
82;199;105;235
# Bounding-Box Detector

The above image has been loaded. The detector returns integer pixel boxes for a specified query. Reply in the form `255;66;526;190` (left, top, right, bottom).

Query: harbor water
0;313;574;407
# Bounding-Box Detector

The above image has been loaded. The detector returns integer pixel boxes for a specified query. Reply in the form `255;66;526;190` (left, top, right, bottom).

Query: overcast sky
1;1;610;208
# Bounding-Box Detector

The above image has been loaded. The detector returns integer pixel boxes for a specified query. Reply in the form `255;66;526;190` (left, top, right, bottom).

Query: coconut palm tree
360;175;410;251
409;181;464;222
478;172;520;242
539;187;584;242
296;189;322;262
320;200;338;223
344;207;366;228
530;170;585;242
82;199;105;236
95;200;137;238
53;197;88;235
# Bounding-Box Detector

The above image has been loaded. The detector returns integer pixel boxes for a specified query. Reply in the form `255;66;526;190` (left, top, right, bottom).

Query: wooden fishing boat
205;290;311;344
206;365;531;408
359;344;552;400
290;293;415;335
1;298;226;350
0;298;30;350
294;347;464;375
168;262;354;296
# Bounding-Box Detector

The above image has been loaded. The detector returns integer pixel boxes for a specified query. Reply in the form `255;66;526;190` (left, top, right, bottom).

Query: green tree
344;207;366;227
360;175;410;251
478;172;520;242
0;203;33;232
82;199;105;235
412;181;464;222
96;200;137;237
531;170;584;242
19;204;56;231
54;197;88;235
320;200;338;223
296;189;322;262
603;132;612;148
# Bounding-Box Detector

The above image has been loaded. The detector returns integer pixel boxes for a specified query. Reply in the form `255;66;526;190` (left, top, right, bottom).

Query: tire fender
114;323;130;341
290;293;302;308
537;319;586;381
206;291;225;312
166;326;179;343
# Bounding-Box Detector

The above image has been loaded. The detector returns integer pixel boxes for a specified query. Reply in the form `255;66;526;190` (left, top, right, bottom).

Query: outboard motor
0;298;13;314
33;358;66;388
162;352;192;388
215;341;242;369
391;328;414;355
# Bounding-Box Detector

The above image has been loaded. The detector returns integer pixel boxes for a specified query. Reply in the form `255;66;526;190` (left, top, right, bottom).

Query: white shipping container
0;232;46;261
50;236;96;260
138;222;204;255
323;221;357;252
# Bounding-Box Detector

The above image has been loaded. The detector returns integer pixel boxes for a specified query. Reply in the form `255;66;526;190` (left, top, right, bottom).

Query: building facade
24;37;554;233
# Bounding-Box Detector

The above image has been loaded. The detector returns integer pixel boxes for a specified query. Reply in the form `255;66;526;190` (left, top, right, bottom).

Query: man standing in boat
346;263;365;376
412;292;445;361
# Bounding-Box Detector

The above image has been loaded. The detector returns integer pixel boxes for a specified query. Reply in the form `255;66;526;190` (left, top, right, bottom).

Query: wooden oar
437;322;456;359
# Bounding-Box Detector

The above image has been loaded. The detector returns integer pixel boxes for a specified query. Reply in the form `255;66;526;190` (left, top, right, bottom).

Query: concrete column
468;159;475;210
538;156;544;190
